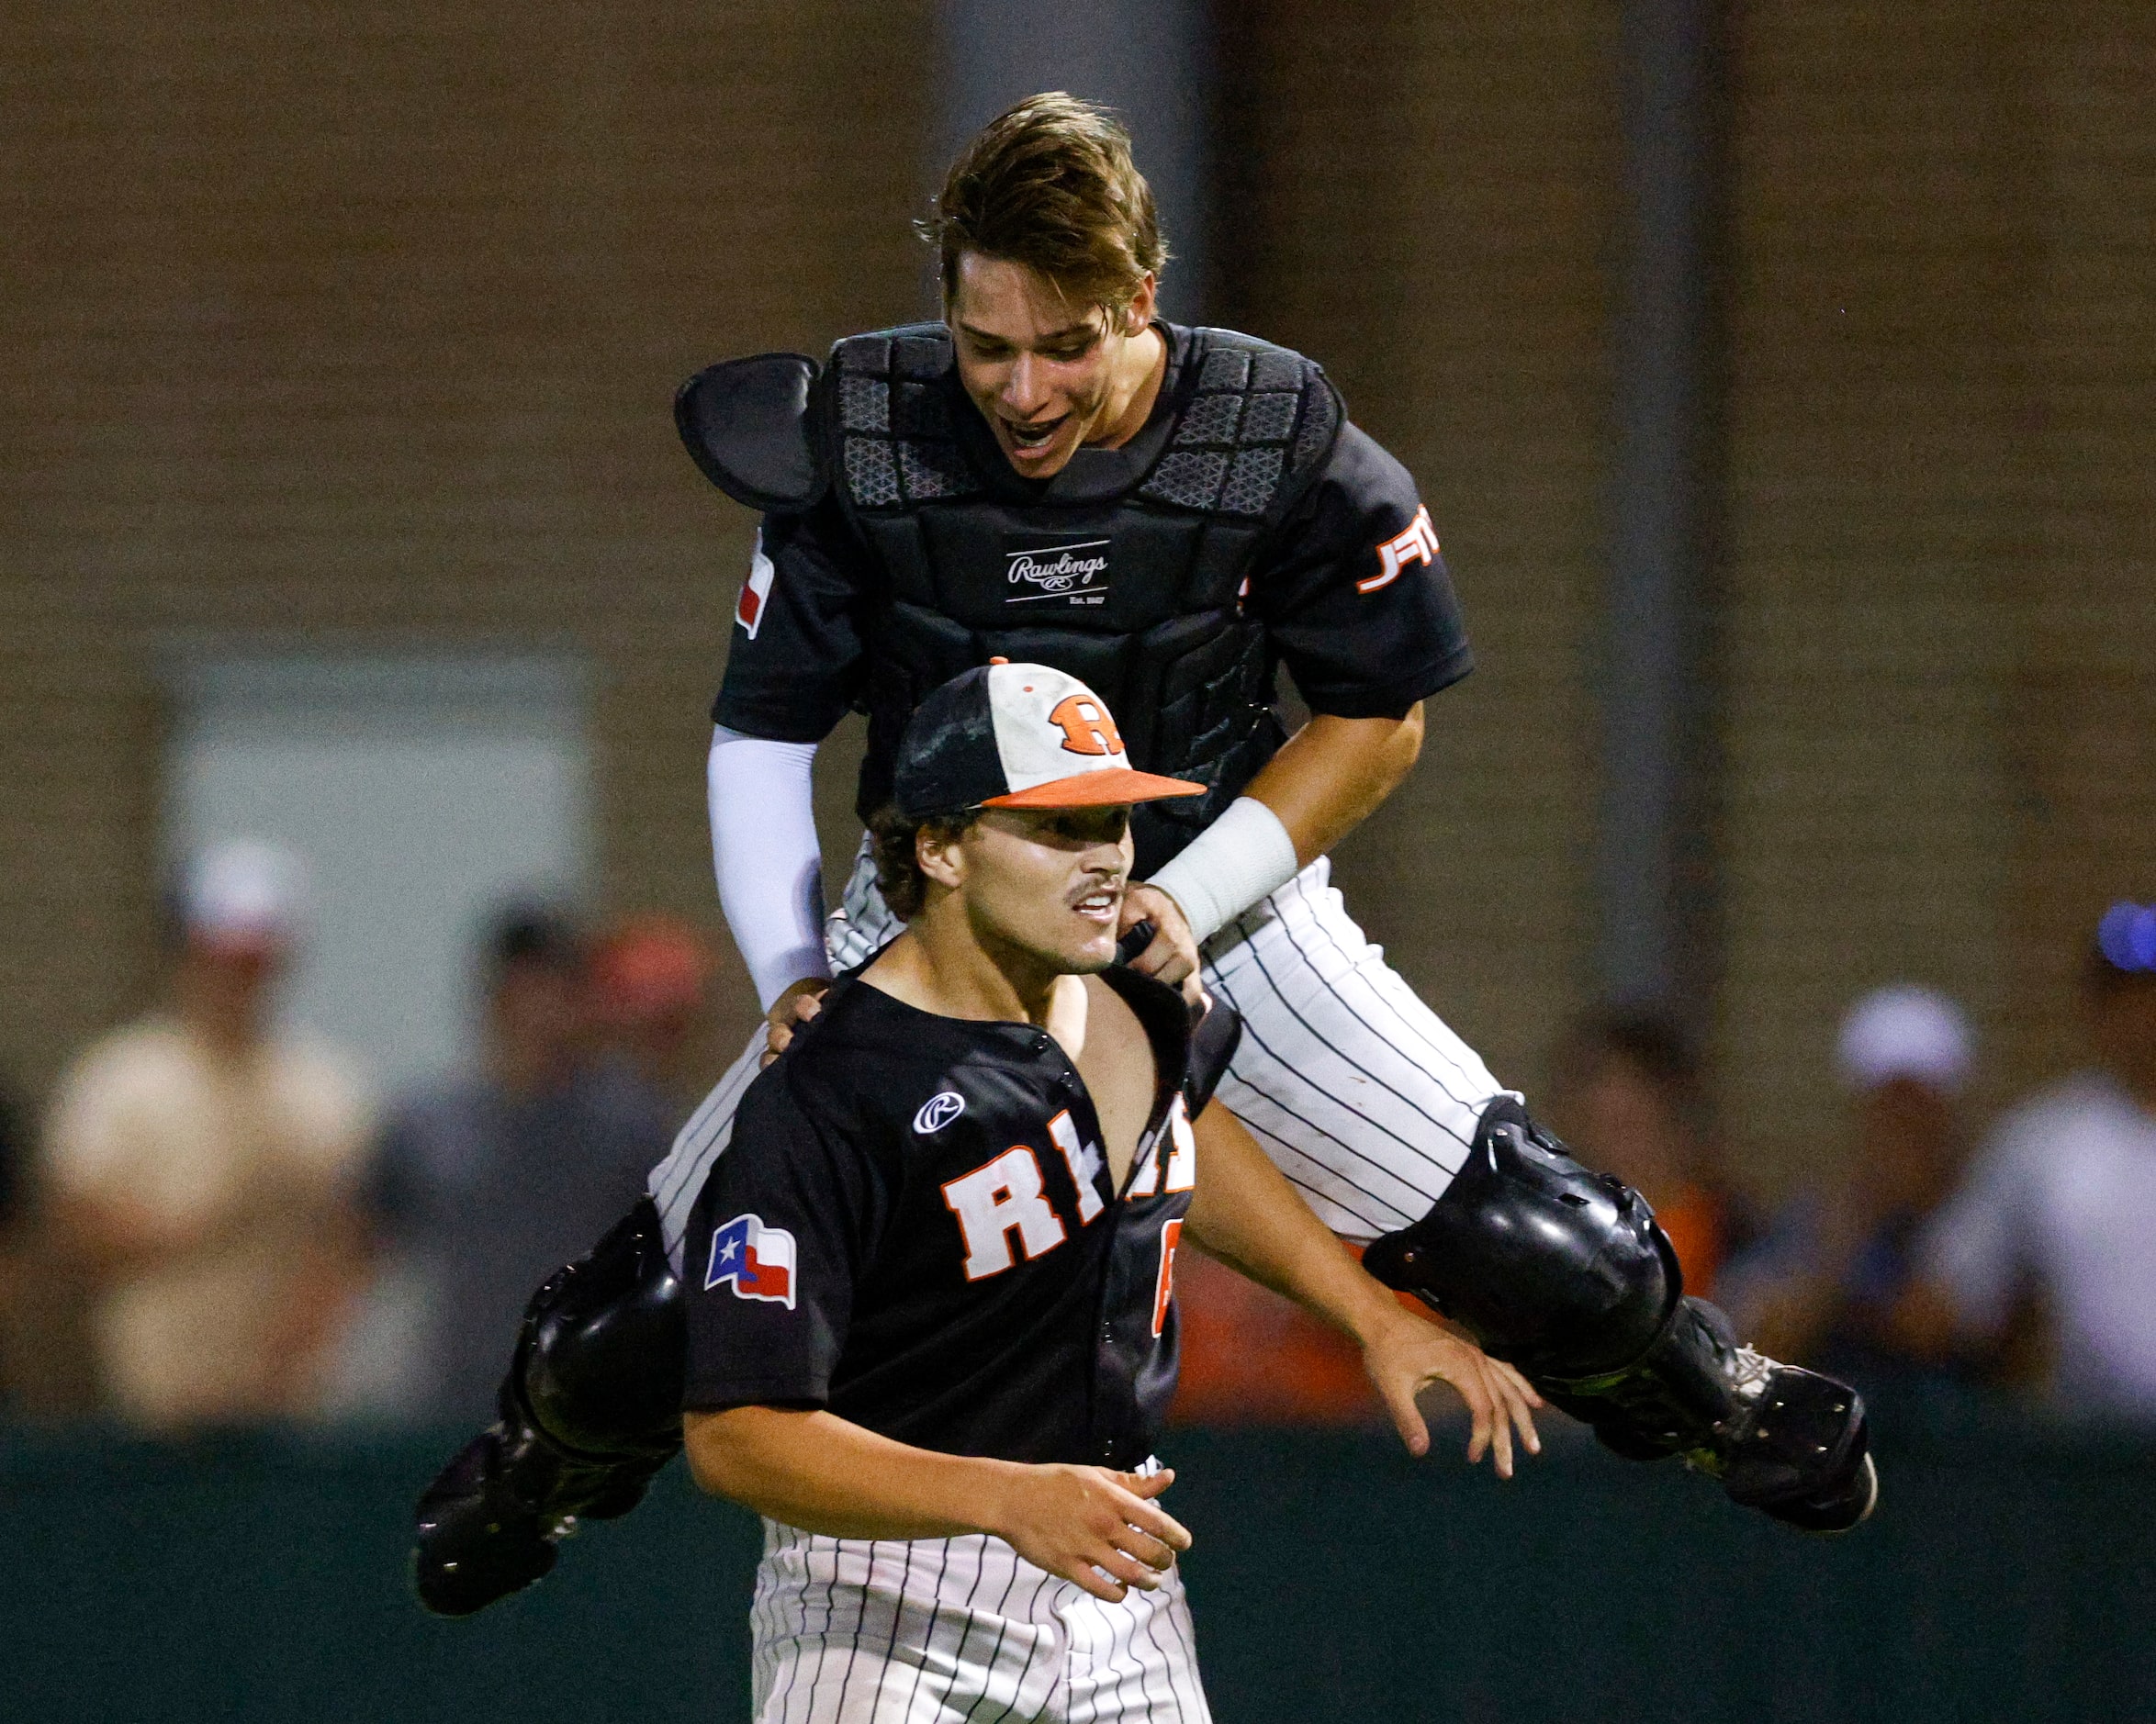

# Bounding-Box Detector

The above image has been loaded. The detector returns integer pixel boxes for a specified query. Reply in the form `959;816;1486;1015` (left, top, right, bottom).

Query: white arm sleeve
1145;796;1303;946
707;724;831;1011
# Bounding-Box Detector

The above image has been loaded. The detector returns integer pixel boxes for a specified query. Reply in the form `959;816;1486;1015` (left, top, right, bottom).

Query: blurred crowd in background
0;842;721;1430
1;837;2151;1441
1183;911;2156;1435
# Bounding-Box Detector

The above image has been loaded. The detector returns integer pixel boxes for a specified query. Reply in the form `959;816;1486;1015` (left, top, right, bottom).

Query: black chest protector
821;322;1342;876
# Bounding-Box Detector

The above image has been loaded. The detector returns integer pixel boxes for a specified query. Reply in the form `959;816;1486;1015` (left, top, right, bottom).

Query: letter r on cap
1048;694;1124;757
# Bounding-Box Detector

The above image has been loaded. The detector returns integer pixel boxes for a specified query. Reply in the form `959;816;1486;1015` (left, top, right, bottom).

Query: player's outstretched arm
684;1405;1191;1602
1183;1102;1543;1476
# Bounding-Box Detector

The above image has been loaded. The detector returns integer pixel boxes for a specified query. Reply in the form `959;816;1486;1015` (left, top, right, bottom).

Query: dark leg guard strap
1364;1100;1874;1532
413;1197;685;1616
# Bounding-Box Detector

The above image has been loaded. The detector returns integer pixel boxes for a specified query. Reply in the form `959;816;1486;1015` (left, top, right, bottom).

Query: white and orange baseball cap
893;662;1206;819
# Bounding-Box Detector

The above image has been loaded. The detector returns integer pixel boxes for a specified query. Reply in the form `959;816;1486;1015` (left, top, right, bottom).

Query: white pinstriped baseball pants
650;841;1510;1265
750;1522;1210;1724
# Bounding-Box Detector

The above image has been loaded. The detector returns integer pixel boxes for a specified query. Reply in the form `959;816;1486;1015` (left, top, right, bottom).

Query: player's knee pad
1360;1096;1679;1382
1363;1098;1874;1530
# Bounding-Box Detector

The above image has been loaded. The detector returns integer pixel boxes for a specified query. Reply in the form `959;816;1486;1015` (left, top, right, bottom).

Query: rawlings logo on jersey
1360;506;1438;593
705;1213;796;1308
913;1091;966;1134
1003;537;1109;608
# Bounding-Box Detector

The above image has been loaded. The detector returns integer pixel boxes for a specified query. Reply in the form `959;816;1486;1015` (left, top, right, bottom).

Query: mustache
1066;871;1127;906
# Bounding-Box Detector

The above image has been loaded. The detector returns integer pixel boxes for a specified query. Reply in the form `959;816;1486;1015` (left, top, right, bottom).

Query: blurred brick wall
6;0;2150;1211
1223;0;2155;1195
1995;8;2156;1099
1718;1;2156;1192
2;0;929;1104
1214;0;1617;1097
2;0;1624;1125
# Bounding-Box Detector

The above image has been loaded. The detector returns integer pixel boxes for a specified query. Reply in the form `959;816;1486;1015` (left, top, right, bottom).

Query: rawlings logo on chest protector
1003;537;1110;608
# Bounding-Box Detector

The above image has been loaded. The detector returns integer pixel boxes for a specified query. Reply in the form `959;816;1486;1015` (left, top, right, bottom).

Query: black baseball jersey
713;321;1472;812
680;967;1239;1470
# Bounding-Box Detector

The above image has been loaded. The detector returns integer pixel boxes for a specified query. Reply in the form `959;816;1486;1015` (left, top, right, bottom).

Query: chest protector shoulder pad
824;323;1340;524
825;325;987;509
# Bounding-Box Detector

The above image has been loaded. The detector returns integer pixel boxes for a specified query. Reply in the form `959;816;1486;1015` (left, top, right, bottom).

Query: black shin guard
413;1198;686;1616
1364;1100;1875;1532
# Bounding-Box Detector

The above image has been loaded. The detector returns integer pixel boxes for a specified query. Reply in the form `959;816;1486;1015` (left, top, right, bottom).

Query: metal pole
1600;0;1727;1018
934;0;1213;321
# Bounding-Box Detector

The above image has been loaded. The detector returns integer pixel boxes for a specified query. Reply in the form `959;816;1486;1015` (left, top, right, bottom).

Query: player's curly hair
869;803;981;923
922;92;1168;318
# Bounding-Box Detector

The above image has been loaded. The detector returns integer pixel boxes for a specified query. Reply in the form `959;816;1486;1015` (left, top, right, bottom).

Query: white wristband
1145;797;1301;946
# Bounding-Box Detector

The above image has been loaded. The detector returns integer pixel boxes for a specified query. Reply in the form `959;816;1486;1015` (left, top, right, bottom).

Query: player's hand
985;1463;1192;1603
761;978;831;1068
1119;885;1201;994
1361;1308;1544;1479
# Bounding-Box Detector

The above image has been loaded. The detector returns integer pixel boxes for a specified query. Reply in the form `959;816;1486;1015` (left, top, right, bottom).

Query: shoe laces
1727;1345;1775;1402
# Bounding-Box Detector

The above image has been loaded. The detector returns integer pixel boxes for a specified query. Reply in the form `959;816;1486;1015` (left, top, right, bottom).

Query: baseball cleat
1690;1353;1877;1534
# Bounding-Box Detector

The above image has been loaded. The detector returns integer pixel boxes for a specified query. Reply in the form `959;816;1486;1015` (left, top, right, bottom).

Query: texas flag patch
735;535;777;639
705;1213;797;1308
